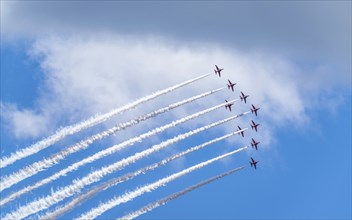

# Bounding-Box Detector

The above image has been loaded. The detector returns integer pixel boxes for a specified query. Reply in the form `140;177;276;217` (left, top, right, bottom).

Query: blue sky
1;1;351;219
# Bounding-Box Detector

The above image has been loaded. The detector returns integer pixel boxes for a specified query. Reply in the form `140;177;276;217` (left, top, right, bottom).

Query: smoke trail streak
1;100;240;207
0;87;224;195
0;73;211;169
2;113;248;220
120;166;245;220
77;148;247;220
39;131;247;219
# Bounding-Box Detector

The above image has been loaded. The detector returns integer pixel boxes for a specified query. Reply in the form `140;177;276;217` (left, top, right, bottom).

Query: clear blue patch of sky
1;40;44;109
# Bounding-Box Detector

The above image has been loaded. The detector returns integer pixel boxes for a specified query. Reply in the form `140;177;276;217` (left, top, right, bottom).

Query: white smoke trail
2;113;248;220
39;130;247;219
0;87;224;195
1;100;240;207
120;166;245;220
77;148;247;220
0;73;211;169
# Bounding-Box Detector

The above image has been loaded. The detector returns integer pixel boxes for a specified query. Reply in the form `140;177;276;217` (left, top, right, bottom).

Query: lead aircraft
214;65;223;77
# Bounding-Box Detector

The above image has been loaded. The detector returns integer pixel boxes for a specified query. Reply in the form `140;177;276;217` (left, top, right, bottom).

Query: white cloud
1;35;311;146
1;103;49;139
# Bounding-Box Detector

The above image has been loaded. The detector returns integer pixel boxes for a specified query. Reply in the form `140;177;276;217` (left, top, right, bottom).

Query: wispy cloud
1;103;49;139
2;36;312;143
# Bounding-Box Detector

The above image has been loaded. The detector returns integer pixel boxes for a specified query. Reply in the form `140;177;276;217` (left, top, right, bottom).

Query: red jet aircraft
240;91;249;103
214;65;223;77
250;120;260;132
225;100;234;112
251;138;260;150
250;157;259;169
251;104;260;116
237;126;245;137
227;80;236;92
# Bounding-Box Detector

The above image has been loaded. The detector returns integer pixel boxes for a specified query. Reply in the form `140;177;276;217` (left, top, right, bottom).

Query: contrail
76;148;247;220
39;131;248;219
0;87;224;195
0;73;211;169
0;100;240;206
2;113;248;220
120;166;245;220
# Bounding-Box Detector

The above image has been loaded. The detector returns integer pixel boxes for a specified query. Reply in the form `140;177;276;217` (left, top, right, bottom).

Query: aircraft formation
215;65;261;170
1;66;264;219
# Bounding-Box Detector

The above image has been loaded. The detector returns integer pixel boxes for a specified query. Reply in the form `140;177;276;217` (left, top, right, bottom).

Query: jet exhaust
1;98;238;208
76;149;247;220
2;113;248;220
39;132;248;219
120;166;245;219
0;87;223;199
0;73;211;169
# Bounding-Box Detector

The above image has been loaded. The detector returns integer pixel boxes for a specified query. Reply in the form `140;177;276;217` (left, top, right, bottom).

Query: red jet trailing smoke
250;138;260;150
251;104;260;116
224;100;234;112
227;80;236;92
214;65;223;77
237;126;245;137
240;91;249;103
250;120;260;132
